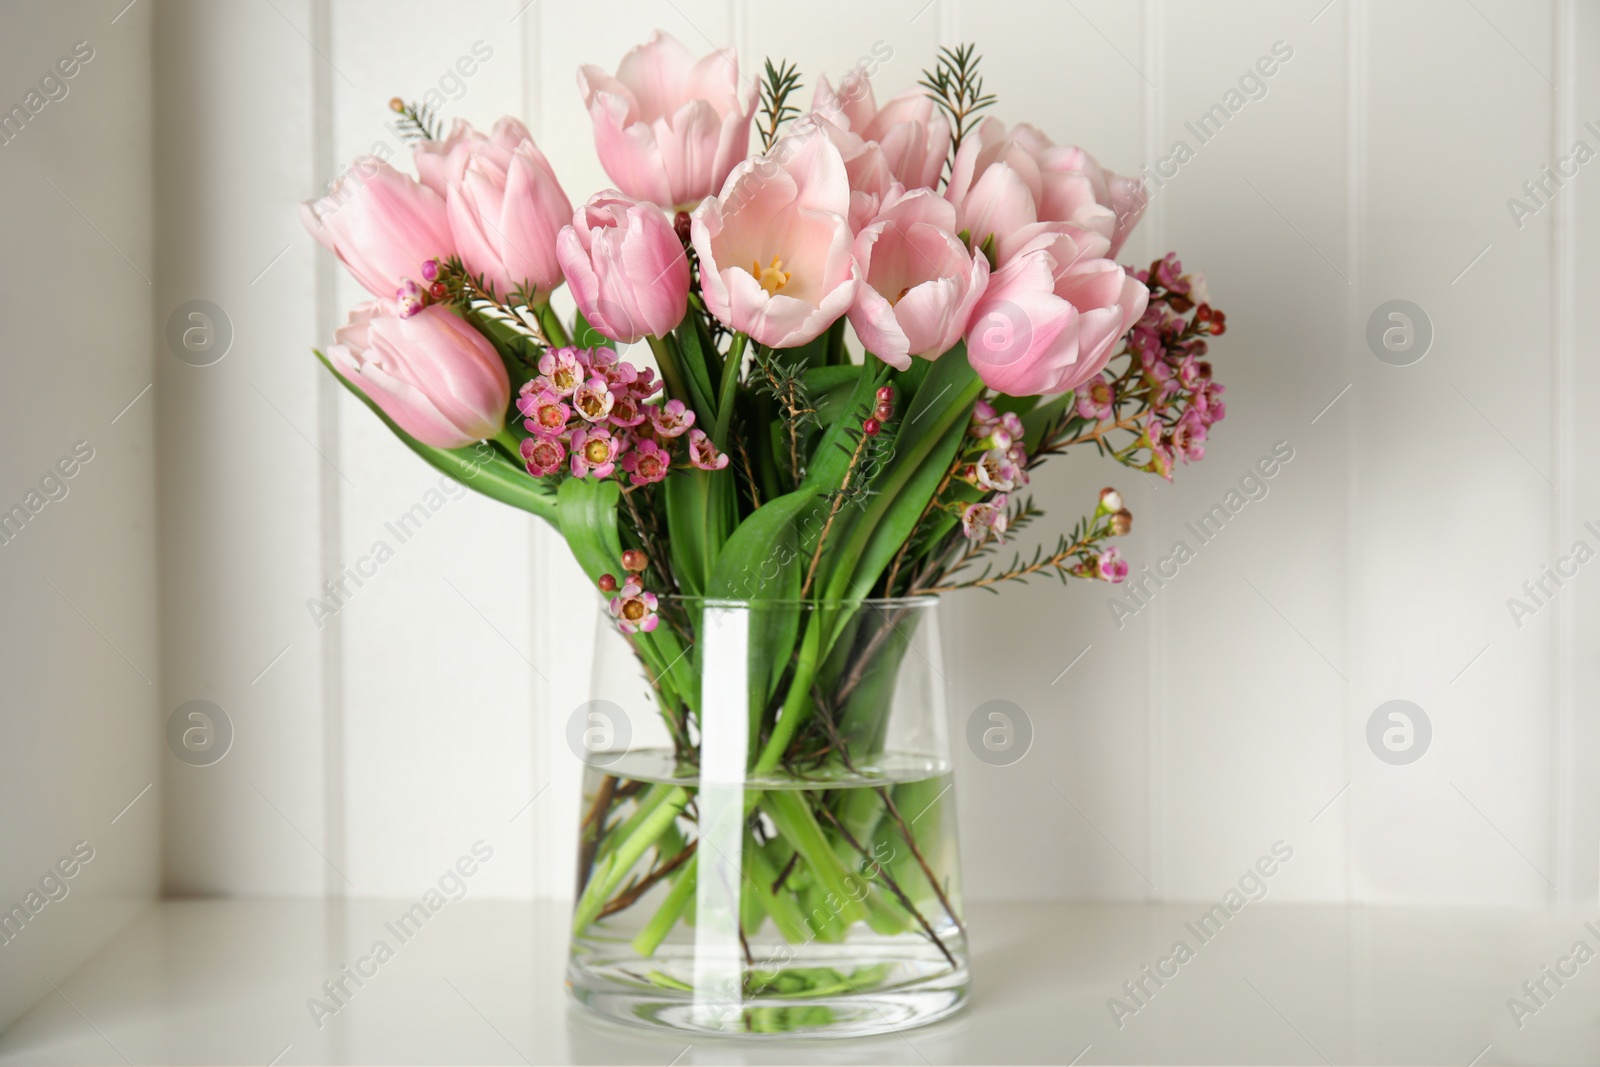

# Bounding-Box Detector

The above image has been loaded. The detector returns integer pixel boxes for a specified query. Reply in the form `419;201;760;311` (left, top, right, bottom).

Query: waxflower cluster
1126;254;1228;479
516;346;726;484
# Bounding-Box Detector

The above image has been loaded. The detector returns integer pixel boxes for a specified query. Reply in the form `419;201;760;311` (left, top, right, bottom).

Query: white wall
4;0;1594;935
0;0;161;1032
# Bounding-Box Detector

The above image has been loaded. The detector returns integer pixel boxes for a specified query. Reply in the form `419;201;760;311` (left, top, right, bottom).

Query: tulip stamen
752;256;792;295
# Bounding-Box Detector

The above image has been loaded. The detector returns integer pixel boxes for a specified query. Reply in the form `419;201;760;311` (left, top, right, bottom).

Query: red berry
621;549;649;573
874;401;894;422
598;574;618;593
876;386;895;402
429;281;448;300
863;418;882;436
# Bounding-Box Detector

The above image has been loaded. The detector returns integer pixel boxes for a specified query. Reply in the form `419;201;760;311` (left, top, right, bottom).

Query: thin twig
800;431;871;598
815;802;958;970
596;839;697;919
877;786;965;939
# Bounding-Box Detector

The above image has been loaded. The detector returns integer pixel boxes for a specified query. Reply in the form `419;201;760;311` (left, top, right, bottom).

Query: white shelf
0;899;1592;1065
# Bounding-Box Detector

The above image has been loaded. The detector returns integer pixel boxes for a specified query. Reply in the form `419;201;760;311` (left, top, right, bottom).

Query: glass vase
566;596;968;1038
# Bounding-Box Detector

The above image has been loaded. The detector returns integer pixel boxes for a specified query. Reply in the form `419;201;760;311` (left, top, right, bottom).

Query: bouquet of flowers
302;30;1226;1033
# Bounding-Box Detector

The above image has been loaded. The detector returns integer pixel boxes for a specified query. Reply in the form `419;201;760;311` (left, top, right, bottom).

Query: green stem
572;785;688;935
646;334;693;413
633;854;697;956
537;302;573;348
493;427;524;456
752;616;821;777
712;333;748;450
746;841;813;942
763;791;869;927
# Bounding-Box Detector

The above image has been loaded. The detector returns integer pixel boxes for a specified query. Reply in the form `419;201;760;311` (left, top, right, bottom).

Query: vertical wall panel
1351;0;1556;905
157;0;332;896
0;0;159;1031
328;0;541;898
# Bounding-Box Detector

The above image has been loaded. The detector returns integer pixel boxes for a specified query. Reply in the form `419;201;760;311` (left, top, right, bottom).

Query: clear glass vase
566;596;968;1038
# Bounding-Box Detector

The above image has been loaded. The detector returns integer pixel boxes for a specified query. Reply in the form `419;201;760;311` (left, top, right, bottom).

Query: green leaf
823;351;983;604
315;351;557;524
663;467;736;598
673;320;720;418
557;476;623;582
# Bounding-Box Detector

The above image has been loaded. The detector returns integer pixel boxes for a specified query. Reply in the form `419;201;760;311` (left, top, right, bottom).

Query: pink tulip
556;191;690;343
300;159;454;299
813;70;950;191
690;128;859;349
328;302;509;448
578;30;759;210
848;188;988;368
415;117;571;302
1009;123;1147;256
946;118;1145;260
964;228;1148;397
809;115;896;200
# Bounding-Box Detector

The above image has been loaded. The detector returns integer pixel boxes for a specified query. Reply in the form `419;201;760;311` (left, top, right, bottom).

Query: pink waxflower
520;434;567;478
960;494;1009;544
650;399;696;437
538;347;586;396
1076;377;1114;420
572;376;616;423
970;447;1026;493
964;228;1148;396
517;387;571;437
1141;415;1175;481
608;390;647;428
620;439;671;486
848;188;988;369
327;303;509;449
686;429;729;471
690;127;860;348
609;577;660;634
557;191;690;343
1096;548;1130;583
417;117;571;302
569;426;621;479
301;158;455;299
578;30;759;210
812;69;950;192
395;278;426;318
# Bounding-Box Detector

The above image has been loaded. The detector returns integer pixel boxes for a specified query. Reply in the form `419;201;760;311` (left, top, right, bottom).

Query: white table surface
0;899;1594;1065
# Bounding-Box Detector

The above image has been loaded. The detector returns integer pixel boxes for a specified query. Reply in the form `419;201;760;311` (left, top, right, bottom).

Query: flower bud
597;574;618;593
1109;509;1133;536
1097;487;1124;514
621;549;649;573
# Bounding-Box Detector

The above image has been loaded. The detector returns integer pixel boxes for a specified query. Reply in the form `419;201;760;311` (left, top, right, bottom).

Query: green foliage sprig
919;44;997;157
758;58;804;152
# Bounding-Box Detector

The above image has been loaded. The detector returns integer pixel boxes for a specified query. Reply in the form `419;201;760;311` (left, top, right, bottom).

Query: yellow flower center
752;256;792;296
585;440;610;462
